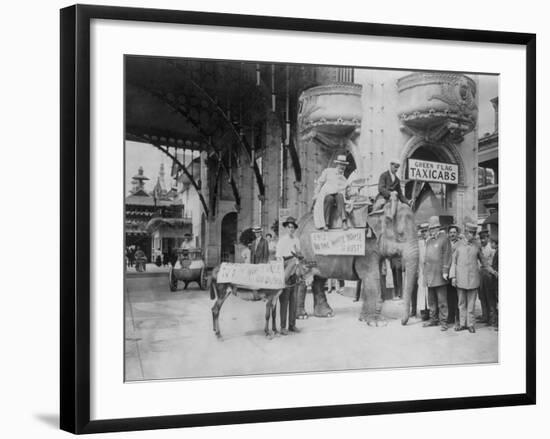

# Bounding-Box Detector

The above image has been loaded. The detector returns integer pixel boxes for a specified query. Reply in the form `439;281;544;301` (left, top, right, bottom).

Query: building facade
126;58;494;267
477;97;498;221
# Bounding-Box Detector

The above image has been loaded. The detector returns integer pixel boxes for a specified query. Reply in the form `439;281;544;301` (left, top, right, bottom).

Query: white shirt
481;243;495;266
241;247;251;263
276;234;301;259
314;167;348;198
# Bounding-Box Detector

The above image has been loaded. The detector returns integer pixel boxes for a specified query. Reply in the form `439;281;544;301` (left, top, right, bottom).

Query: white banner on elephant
311;229;365;255
216;262;285;290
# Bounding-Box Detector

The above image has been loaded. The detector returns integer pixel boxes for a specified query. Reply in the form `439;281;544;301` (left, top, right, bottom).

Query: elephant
296;197;419;325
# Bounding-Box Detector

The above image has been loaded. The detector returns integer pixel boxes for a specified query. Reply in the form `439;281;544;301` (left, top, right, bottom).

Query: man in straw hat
276;216;302;335
312;155;350;231
450;222;488;333
373;158;411;211
422;216;452;330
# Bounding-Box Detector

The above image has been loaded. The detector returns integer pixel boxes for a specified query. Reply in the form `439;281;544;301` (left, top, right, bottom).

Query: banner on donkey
311;228;366;255
217;262;286;290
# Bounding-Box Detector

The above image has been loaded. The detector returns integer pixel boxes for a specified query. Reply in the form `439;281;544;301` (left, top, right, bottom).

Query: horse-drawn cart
169;248;208;291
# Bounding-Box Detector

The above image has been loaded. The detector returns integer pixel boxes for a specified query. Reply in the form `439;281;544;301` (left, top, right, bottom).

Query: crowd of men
415;217;499;333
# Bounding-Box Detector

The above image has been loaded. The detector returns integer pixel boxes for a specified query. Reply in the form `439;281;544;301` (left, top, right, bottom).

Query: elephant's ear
367;211;384;238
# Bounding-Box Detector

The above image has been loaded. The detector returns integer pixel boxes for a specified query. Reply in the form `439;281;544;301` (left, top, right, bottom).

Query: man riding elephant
312;155;350;231
373;158;411;213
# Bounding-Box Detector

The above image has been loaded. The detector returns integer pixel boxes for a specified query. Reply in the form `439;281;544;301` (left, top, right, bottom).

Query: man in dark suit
422;216;452;331
250;225;270;264
373;159;410;211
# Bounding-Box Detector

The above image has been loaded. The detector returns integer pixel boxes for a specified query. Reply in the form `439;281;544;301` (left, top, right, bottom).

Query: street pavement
126;263;171;277
125;275;498;381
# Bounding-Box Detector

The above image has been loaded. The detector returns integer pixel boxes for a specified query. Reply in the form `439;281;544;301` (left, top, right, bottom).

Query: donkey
209;254;312;339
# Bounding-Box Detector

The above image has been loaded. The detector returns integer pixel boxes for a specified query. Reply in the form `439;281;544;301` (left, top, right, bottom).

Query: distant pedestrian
154;247;162;267
134;246;146;272
450;222;487;333
422;216;452;331
128;246;135;267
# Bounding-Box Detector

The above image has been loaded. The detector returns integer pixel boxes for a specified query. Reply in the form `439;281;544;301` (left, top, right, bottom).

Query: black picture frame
60;4;536;434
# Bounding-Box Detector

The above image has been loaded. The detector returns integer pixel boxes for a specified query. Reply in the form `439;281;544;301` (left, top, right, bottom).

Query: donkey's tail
209;279;216;300
209;266;218;300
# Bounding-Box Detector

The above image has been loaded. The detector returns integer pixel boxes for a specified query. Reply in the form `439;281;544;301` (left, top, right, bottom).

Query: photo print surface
124;56;499;381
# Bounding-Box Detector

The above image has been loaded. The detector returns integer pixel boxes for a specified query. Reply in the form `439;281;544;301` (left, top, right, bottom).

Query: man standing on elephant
423;216;452;331
276;216;301;335
312;155;350;231
450;222;487;333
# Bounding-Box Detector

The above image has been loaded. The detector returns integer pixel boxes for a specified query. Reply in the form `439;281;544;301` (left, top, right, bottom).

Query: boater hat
252;225;262;233
282;216;299;229
417;222;429;232
428;216;441;229
464;222;478;234
334;155;349;165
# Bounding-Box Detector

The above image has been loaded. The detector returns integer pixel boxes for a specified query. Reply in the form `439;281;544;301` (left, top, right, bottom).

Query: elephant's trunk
400;239;419;325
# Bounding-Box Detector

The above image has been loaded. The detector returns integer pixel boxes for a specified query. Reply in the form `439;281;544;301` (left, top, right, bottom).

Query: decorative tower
131;166;149;195
152;163;168;200
158;163;167;192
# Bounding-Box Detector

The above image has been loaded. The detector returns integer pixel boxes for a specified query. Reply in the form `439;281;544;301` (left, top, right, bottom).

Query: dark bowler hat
282;216;299;229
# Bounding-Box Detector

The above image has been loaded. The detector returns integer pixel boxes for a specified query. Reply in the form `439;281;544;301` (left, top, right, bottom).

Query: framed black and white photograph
60;4;536;434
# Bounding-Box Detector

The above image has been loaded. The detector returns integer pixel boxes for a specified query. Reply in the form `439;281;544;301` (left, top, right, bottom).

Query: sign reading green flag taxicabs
408;158;458;184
